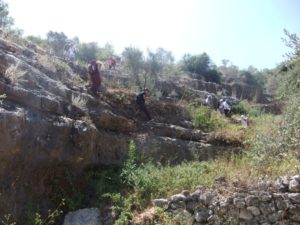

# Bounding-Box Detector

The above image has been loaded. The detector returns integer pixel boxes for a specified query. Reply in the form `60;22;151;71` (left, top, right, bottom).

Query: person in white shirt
221;99;231;117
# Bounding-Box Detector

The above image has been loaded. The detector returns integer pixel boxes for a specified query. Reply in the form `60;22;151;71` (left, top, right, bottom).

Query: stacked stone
152;175;300;225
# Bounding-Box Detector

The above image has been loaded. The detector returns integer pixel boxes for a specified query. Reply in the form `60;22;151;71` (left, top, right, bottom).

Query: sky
7;0;300;70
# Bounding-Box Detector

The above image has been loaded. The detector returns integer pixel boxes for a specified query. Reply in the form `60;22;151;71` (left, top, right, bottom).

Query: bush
247;96;300;164
193;107;213;129
120;140;138;187
192;107;228;130
231;103;248;115
181;53;221;83
249;107;265;117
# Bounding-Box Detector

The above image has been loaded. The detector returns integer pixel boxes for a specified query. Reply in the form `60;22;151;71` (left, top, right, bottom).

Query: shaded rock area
133;175;300;225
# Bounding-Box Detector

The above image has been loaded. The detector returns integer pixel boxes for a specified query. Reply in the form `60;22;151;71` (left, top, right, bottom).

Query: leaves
181;53;221;83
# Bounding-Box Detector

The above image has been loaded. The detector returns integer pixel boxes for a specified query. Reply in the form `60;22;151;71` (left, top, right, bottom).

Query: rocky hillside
0;36;267;221
0;39;234;218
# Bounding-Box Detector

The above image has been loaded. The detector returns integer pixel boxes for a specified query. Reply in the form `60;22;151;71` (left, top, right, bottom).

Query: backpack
87;64;93;74
88;60;97;73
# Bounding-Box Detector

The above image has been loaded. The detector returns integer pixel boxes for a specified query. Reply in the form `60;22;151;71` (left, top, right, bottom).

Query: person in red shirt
109;57;116;70
87;60;102;96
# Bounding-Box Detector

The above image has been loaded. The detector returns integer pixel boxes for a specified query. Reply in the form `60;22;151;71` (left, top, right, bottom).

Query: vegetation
46;31;68;57
76;42;100;63
192;107;228;130
0;0;14;28
1;2;300;224
181;53;221;83
1;200;64;225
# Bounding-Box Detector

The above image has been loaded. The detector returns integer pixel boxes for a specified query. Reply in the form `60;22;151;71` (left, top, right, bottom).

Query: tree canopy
0;0;13;28
46;31;68;56
181;53;221;83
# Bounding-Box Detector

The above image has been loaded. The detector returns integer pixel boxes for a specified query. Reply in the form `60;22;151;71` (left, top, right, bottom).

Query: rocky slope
0;35;276;223
0;37;264;220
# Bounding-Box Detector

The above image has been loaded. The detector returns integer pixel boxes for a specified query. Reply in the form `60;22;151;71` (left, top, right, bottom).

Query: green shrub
249;107;265;117
1;214;16;225
1;200;65;225
106;193;135;225
120;140;138;187
247;96;300;164
130;161;213;204
231;103;248;115
193;107;213;129
85;167;122;201
192;107;228;130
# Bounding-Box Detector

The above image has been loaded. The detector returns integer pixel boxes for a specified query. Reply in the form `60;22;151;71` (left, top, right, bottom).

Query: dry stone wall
150;175;300;225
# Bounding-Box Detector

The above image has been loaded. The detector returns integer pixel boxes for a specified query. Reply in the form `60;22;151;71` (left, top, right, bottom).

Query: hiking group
85;59;242;123
86;59;152;121
205;94;232;117
205;95;248;126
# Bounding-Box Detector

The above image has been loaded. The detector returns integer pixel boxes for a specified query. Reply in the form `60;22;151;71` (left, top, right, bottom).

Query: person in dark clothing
136;88;151;121
87;60;102;96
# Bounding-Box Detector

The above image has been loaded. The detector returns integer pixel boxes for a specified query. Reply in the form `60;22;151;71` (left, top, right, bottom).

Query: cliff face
1;37;245;218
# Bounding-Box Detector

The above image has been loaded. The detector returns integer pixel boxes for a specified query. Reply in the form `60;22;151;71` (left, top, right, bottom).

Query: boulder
63;208;101;225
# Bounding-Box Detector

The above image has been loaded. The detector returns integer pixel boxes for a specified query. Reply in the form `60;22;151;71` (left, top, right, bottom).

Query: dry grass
207;128;245;146
209;153;300;190
71;94;87;109
4;62;27;84
37;55;56;72
0;94;6;99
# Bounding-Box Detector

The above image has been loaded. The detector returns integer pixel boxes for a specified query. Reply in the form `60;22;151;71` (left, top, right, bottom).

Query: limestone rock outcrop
0;36;242;219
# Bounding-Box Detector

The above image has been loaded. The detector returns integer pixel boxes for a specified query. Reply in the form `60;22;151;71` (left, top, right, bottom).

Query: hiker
240;115;248;128
218;99;224;113
68;45;76;62
63;43;71;61
136;88;152;121
221;99;231;117
109;57;116;70
87;60;102;96
120;56;125;65
63;42;76;62
205;94;213;106
218;99;231;117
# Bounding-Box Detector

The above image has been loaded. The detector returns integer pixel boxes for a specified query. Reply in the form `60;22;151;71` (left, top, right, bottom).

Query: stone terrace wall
149;175;300;225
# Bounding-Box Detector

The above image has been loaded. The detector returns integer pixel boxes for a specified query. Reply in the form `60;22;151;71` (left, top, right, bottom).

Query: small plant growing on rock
0;93;7;103
0;94;6;98
4;61;26;84
1;214;16;225
71;94;87;109
120;140;138;187
28;199;65;225
1;199;64;225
